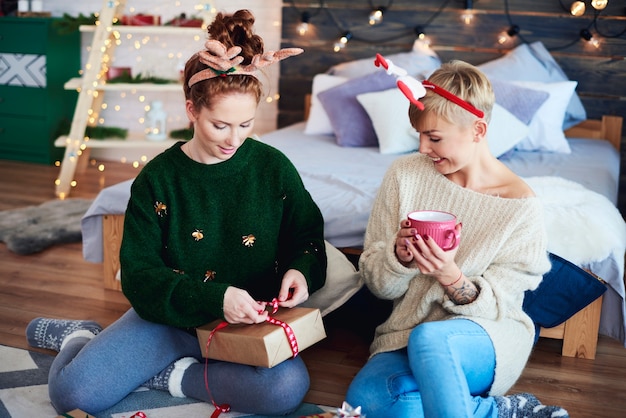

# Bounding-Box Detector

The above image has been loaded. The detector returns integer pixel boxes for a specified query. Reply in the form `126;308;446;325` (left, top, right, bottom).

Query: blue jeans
346;319;498;418
48;308;309;415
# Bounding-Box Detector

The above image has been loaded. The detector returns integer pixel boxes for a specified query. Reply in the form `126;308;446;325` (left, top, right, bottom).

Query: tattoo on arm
447;282;479;305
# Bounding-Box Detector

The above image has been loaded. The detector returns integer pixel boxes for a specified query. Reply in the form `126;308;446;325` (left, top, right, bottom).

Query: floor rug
0;199;93;255
0;345;329;418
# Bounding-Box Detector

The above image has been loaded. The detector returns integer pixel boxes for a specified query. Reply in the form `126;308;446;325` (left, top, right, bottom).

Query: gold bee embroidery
154;201;167;217
204;270;216;282
192;229;204;241
242;234;256;247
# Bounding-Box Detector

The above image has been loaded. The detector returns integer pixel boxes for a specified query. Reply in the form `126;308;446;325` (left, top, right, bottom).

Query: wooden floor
1;159;626;417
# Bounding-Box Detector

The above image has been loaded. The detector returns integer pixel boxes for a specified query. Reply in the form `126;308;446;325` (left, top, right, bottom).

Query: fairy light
570;1;586;16
591;0;608;10
497;25;519;45
580;28;601;48
195;2;217;27
368;8;385;26
297;11;311;35
414;26;432;47
461;0;474;25
333;31;352;52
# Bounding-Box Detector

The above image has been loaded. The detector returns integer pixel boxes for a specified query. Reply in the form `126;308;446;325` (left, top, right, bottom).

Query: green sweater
120;139;327;328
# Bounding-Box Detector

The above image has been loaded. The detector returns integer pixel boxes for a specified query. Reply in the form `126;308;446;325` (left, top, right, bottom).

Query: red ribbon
130;412;147;418
203;298;299;417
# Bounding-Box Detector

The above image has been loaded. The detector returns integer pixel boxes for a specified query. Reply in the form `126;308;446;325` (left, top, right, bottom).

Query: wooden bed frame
99;114;622;359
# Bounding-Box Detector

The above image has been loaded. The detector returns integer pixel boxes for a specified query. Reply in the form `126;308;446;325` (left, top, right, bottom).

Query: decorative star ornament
336;401;364;417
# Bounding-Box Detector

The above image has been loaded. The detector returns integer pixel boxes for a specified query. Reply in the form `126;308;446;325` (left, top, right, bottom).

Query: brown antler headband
188;39;304;87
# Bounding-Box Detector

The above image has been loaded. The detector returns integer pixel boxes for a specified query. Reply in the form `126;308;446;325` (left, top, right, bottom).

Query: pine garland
169;128;193;140
107;73;177;85
85;126;128;140
52;13;98;35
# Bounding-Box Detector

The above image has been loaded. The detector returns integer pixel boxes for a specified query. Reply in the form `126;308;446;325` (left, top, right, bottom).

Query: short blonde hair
409;60;494;130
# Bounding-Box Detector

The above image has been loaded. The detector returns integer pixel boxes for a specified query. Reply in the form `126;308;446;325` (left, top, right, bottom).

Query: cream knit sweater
359;153;551;396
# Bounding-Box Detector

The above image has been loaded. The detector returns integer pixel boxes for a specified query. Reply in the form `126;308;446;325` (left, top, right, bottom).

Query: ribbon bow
337;401;365;417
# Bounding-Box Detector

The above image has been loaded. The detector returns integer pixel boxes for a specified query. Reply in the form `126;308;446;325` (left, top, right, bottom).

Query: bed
81;42;626;360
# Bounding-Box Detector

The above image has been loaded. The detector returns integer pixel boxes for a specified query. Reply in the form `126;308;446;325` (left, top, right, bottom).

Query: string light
591;0;608;10
498;25;520;45
570;1;586;16
367;0;393;25
580;28;601;47
369;7;385;26
564;0;610;16
290;0;324;37
297;11;311;35
333;31;353;52
461;0;474;25
291;0;619;54
414;26;432;47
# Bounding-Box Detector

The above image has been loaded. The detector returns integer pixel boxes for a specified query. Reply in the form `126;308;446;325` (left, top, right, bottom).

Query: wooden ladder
55;0;128;198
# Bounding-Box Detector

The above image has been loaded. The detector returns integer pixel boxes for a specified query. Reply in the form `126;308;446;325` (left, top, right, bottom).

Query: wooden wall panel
280;1;626;125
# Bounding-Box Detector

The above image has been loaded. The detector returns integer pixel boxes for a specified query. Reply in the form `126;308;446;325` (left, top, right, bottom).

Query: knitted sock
496;393;570;418
26;317;102;352
142;357;198;398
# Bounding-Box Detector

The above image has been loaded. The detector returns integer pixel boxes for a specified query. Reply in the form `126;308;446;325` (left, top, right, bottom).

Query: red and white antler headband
188;40;304;88
374;53;484;118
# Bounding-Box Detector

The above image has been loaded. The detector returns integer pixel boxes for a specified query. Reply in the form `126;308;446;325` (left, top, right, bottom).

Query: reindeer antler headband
188;40;304;88
374;53;484;118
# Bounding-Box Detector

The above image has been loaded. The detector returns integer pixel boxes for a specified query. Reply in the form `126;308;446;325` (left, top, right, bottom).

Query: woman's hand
277;269;309;308
395;219;418;265
223;286;269;324
401;222;463;281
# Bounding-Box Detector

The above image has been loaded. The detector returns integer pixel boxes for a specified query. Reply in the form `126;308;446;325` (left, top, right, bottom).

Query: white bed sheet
81;121;626;344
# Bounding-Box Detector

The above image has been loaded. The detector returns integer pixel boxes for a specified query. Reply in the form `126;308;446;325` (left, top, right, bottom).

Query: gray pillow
317;71;396;147
490;78;550;125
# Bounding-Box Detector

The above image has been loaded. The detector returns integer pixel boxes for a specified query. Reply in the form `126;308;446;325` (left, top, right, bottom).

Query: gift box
120;14;161;26
166;16;203;27
197;307;326;368
57;409;95;418
106;67;132;81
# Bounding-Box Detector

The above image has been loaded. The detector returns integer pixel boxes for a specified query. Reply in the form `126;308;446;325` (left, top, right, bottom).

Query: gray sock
496;393;569;418
26;317;102;352
142;357;198;397
142;362;176;392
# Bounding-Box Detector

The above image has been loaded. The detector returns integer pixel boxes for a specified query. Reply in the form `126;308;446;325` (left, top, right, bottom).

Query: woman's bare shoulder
499;167;535;199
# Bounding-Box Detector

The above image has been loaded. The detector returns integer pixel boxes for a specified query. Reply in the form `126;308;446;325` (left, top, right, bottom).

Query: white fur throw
525;176;626;266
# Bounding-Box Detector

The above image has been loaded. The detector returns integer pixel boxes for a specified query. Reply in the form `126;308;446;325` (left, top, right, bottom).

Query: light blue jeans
48;308;309;415
346;319;498;418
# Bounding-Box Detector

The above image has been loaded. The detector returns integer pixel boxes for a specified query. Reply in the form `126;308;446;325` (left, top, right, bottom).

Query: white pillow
356;88;420;154
299;241;362;317
328;39;441;80
477;42;586;130
487;103;529;158
511;80;577;153
304;74;348;135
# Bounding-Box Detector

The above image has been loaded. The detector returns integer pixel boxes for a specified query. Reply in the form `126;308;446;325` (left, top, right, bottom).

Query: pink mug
407;210;460;251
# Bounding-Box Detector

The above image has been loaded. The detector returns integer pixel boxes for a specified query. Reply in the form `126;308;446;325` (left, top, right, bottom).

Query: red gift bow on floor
204;298;299;418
